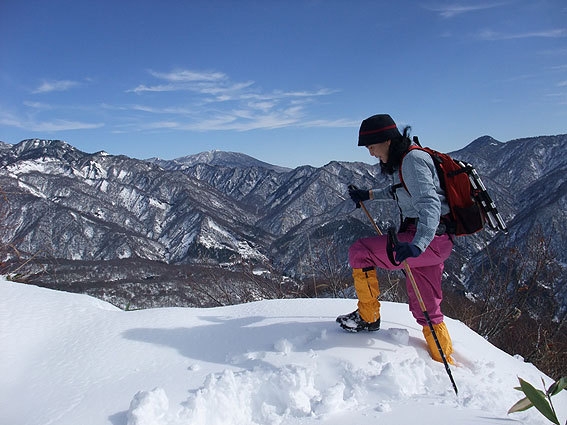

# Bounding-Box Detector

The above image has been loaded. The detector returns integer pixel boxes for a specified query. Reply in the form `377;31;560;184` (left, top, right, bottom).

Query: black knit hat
358;114;402;146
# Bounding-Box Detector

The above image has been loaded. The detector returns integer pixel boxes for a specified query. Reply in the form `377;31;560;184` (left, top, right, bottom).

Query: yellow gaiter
423;322;455;365
353;267;380;323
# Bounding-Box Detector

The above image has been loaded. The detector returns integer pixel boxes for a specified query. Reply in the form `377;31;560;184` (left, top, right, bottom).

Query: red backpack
396;137;507;236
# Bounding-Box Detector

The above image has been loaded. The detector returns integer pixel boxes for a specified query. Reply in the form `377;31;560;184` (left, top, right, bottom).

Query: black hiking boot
336;310;380;332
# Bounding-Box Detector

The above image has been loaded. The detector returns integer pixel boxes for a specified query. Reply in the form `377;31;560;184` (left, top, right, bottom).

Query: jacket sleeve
370;186;395;201
400;150;442;251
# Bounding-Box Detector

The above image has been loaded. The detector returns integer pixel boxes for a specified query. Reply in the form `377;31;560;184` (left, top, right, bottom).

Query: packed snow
1;277;565;425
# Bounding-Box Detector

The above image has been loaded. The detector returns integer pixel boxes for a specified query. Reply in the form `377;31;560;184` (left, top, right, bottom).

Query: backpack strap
392;182;405;192
392;145;424;231
395;145;424;195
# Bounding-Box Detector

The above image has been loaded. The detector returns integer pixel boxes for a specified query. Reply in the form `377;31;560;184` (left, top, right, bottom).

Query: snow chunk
127;388;169;425
387;327;410;345
274;338;293;355
178;366;321;424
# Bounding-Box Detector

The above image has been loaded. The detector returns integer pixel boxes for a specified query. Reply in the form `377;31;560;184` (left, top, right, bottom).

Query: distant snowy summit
147;150;291;173
0;139;112;168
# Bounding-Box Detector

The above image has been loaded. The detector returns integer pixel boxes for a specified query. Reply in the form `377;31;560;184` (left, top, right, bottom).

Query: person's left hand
394;242;422;263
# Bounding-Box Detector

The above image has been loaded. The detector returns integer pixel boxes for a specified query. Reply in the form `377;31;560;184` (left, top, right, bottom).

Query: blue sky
1;0;565;168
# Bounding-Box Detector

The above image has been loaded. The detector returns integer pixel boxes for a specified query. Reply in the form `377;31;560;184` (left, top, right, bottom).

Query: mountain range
0;135;565;318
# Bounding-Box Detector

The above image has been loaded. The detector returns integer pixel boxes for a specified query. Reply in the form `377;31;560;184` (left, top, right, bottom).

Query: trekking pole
359;201;383;236
359;201;459;395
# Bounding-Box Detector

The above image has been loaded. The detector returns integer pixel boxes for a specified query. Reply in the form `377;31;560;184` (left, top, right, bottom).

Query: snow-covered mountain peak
14;138;74;153
148;150;291;173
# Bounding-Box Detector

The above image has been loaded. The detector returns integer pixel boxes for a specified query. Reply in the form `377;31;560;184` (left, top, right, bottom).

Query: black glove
394;242;422;263
348;185;370;208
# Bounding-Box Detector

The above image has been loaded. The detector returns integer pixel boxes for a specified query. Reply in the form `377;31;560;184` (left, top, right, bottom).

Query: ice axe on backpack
356;198;459;396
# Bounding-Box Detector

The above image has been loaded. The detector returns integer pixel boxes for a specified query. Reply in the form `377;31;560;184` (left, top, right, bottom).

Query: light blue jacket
370;148;450;252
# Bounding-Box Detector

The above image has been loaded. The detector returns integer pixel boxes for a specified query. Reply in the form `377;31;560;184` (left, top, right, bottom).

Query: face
366;140;391;163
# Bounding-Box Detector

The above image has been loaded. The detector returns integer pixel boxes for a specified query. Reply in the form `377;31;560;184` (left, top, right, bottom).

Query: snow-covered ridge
148;150;291;173
1;278;565;425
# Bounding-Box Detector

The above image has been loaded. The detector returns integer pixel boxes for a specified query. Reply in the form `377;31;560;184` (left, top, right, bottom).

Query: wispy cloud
126;84;178;93
32;80;82;94
6;69;354;135
23;101;53;110
0;109;103;132
128;69;336;99
133;107;303;132
26;119;104;132
127;69;253;97
477;28;567;40
124;68;343;132
425;2;508;18
149;69;226;82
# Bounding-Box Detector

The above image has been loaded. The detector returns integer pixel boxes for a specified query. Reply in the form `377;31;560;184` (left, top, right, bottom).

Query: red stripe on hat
359;124;397;136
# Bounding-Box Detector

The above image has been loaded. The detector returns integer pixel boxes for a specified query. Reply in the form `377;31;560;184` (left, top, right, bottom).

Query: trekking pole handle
386;226;429;313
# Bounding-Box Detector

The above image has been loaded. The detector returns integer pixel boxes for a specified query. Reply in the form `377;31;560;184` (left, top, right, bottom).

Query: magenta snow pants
348;225;453;326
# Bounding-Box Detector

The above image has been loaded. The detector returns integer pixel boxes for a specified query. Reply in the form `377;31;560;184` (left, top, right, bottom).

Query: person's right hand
348;185;370;208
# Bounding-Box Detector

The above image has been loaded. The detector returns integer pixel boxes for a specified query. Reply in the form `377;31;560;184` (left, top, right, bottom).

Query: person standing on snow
337;113;455;365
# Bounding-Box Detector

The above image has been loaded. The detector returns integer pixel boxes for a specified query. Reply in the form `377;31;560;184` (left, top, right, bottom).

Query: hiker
337;113;455;365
